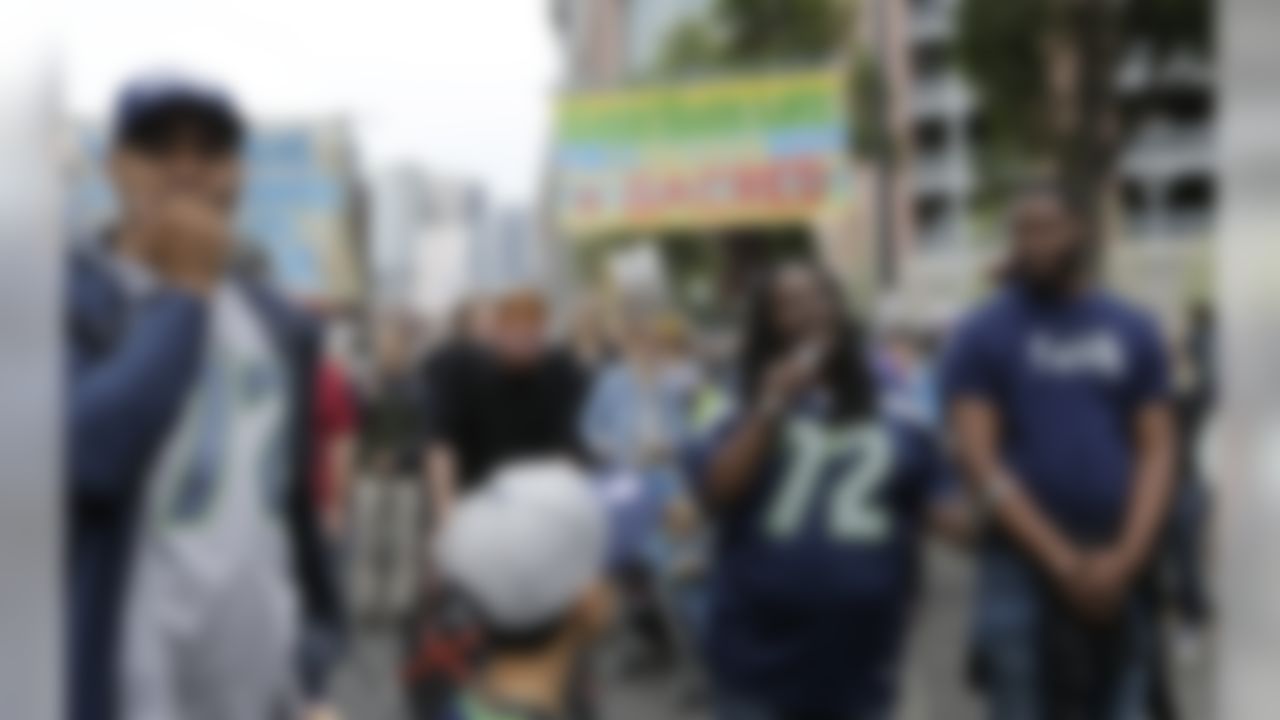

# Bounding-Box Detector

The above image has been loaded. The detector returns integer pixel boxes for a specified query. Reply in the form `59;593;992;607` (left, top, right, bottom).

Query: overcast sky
62;0;563;205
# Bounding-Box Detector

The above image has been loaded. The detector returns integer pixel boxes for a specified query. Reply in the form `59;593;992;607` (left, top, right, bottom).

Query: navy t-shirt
941;287;1170;541
688;411;944;714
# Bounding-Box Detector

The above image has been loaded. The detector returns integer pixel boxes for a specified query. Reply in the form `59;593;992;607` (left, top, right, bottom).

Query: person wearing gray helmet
435;460;614;720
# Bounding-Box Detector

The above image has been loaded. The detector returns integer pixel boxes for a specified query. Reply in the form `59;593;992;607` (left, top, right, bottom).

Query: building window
915;194;951;246
1168;176;1215;214
913;44;950;84
914;118;949;156
1160;87;1213;125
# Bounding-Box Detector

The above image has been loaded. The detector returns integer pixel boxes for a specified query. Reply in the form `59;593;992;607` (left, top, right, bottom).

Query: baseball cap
436;460;608;633
113;72;244;150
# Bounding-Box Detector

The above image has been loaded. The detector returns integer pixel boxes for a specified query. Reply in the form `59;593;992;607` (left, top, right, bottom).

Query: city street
35;3;1242;720
334;485;1213;720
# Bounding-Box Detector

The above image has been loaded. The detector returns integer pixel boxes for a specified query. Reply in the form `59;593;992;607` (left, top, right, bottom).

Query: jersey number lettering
765;421;893;543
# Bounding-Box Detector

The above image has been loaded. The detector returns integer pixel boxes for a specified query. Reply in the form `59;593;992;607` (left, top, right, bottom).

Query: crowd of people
68;73;1219;720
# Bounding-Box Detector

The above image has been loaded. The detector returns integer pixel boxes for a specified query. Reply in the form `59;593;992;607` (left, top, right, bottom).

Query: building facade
371;167;542;318
880;0;1214;321
551;0;1215;324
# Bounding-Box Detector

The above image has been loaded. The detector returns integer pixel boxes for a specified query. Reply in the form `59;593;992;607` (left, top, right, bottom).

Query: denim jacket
579;361;689;473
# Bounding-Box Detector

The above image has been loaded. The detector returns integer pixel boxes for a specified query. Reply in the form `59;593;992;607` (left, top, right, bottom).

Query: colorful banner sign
554;69;852;237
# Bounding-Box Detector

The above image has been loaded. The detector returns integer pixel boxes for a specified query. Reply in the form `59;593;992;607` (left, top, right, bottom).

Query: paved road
335;482;1212;719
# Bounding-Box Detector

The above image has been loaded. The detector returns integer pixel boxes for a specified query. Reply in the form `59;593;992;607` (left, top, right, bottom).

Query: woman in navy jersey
688;261;959;720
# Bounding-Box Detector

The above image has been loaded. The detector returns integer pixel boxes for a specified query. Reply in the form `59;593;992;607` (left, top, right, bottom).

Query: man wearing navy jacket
68;75;342;720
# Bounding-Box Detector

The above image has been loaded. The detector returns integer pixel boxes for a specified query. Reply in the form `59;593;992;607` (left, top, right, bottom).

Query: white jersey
123;284;300;720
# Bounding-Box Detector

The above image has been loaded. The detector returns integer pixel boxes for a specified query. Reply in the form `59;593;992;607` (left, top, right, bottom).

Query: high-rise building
1116;48;1215;240
368;165;432;305
370;167;489;317
471;207;542;295
372;167;542;317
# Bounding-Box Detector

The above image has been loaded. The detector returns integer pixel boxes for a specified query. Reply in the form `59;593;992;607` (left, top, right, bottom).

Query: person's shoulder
235;276;301;317
544;345;591;380
67;240;106;278
545;345;582;369
429;340;487;381
66;234;121;294
66;241;131;350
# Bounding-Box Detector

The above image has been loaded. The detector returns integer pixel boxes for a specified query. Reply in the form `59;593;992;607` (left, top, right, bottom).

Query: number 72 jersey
689;413;947;614
686;413;949;710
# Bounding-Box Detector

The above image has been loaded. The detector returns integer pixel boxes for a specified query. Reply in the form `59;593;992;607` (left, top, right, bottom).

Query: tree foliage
656;0;872;156
657;0;854;74
955;0;1212;238
955;0;1051;169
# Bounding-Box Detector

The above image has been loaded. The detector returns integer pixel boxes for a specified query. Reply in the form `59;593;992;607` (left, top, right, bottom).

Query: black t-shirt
425;343;587;488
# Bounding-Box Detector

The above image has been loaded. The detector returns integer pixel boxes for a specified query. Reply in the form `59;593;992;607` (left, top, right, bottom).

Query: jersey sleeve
1125;313;1172;407
681;412;744;502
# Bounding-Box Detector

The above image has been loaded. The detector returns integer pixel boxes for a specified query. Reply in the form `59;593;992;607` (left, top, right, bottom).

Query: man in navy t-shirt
689;262;958;719
942;182;1174;719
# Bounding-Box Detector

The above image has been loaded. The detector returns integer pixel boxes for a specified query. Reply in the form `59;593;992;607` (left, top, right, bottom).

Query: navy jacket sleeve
70;289;209;505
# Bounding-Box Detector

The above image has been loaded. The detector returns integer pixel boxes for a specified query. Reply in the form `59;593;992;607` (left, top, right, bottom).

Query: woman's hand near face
759;341;825;416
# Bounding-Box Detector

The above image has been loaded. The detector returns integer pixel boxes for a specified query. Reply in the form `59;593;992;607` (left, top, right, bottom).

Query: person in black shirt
424;290;588;525
409;293;590;719
363;313;428;481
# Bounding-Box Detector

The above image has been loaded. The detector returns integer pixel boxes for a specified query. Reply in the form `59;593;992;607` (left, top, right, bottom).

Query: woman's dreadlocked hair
739;262;877;424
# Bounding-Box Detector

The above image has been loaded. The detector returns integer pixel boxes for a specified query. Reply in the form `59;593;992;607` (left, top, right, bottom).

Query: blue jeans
972;545;1150;720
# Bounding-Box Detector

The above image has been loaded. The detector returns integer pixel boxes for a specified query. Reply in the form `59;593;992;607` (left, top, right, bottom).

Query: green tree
956;0;1212;243
657;0;855;75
